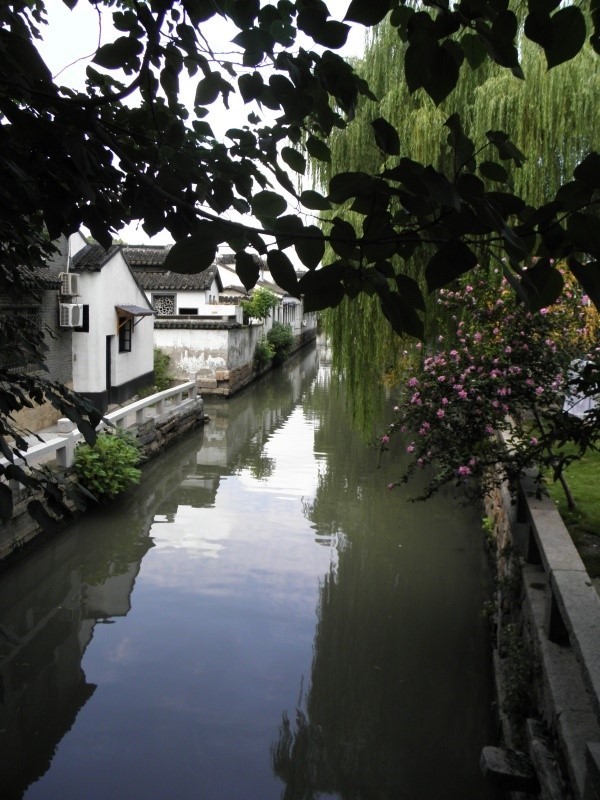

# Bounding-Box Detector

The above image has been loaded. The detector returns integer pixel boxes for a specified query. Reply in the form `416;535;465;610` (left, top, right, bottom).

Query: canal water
0;343;500;800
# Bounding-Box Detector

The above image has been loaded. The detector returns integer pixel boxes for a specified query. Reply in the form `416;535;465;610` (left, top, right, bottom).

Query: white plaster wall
154;324;263;379
72;252;154;393
174;290;206;311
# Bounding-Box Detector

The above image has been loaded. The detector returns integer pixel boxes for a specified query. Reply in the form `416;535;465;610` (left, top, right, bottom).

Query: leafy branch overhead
1;0;600;345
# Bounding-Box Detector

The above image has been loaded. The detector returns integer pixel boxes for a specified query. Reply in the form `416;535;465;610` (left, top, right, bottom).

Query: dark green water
0;343;500;799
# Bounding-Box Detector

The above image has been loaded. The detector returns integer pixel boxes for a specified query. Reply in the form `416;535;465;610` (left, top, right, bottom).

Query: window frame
118;317;132;353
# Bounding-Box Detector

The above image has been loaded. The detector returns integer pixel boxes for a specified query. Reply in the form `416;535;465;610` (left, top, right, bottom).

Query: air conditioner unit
59;272;79;296
59;303;84;328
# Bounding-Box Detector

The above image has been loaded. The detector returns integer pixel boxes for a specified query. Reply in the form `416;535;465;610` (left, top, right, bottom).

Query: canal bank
0;344;500;800
0;382;205;563
483;455;600;799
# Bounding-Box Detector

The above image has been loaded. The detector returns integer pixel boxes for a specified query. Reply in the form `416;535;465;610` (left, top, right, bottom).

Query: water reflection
0;344;498;799
0;348;320;798
272;367;501;800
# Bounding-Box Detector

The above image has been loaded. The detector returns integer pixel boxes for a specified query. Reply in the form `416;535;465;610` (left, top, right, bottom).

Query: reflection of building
0;343;320;797
0;505;153;798
200;348;318;470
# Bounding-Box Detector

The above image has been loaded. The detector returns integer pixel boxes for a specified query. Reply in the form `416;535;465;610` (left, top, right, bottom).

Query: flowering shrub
381;268;598;502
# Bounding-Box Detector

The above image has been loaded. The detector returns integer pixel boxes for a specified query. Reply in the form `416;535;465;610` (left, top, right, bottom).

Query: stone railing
485;463;600;800
0;381;204;562
1;381;198;477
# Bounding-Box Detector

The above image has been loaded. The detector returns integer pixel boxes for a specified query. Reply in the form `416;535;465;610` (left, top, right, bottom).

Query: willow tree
316;20;600;428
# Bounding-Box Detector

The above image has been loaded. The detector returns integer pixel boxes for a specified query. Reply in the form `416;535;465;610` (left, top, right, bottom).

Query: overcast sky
37;1;366;248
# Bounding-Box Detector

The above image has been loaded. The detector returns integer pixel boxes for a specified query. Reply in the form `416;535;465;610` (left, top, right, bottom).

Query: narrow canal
0;342;500;800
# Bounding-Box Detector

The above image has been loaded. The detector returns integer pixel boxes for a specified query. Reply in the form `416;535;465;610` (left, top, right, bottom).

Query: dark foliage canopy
1;0;599;520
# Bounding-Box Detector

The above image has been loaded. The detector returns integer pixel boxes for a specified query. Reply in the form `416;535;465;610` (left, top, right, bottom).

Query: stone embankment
484;462;600;800
0;386;205;563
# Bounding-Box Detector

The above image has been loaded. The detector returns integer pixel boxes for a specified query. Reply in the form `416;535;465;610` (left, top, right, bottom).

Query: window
152;293;176;316
283;304;297;324
178;307;198;315
74;305;89;333
118;318;132;352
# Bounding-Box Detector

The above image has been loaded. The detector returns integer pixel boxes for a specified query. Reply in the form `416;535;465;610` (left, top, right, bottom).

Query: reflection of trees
273;367;499;800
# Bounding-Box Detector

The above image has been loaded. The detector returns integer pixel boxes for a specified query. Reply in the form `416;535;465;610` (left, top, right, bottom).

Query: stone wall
155;320;317;397
0;397;204;564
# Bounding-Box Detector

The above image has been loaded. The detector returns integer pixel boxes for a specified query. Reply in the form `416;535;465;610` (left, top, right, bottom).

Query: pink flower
408;377;419;388
387;483;395;490
406;444;415;453
381;435;390;444
535;386;544;396
530;437;538;446
457;466;471;476
436;409;445;418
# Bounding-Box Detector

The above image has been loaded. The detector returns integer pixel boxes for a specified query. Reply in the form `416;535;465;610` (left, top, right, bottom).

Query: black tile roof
121;245;170;267
72;243;121;272
132;263;222;292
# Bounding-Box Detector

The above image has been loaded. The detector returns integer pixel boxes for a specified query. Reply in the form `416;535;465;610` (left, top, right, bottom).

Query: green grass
544;446;600;576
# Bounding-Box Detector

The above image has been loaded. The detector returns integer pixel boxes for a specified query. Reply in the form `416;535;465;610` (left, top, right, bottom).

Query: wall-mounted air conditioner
59;272;79;296
59;303;84;328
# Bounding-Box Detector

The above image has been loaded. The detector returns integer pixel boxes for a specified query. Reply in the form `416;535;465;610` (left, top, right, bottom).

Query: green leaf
573;153;600;189
238;71;264;102
306;136;331;163
195;73;222;105
295;226;325;269
0;29;52;83
485;130;526;167
273;214;304;250
328;172;371;203
298;261;347;294
424;44;460;105
252;190;287;218
521;260;564;311
93;37;143;70
311;21;350;49
569;260;600;311
303;285;345;312
300;190;331;210
545;7;587;69
461;33;487;69
395;273;426;311
445;114;476;172
567;213;600;258
330;218;357;259
267;250;299;295
281;146;306;174
345;0;392;26
425;241;478;293
378;290;424;339
371;117;400;156
479;161;509;183
164;228;219;273
235;252;259;291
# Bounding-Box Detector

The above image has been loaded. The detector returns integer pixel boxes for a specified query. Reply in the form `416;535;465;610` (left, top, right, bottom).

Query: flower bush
381;268;598;502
